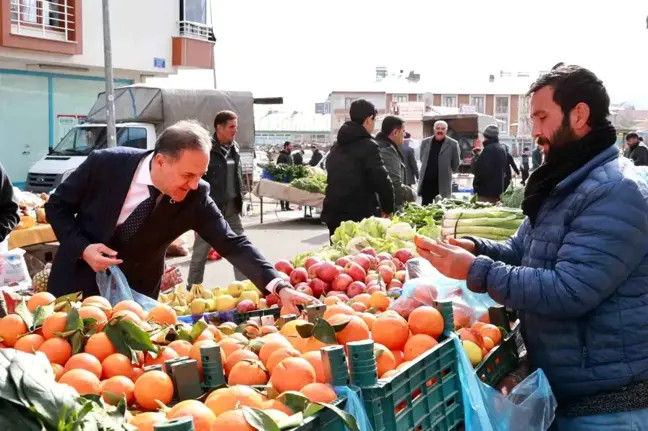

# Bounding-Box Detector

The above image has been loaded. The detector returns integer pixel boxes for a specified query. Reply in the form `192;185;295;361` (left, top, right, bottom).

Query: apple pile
274;247;415;302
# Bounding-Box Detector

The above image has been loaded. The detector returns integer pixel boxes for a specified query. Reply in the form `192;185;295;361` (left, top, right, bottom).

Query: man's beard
537;119;577;161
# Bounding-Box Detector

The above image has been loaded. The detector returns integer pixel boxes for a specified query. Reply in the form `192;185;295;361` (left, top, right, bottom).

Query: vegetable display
290;174;327;194
394;199;492;230
500;183;525;208
261;163;309;183
441;207;525;241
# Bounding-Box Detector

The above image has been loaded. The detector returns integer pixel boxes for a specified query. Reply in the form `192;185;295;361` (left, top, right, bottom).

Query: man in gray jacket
375;116;416;210
418;120;460;204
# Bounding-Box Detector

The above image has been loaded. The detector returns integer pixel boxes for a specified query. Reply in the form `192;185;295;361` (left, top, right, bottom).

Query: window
470;96;485;114
392;94;408;103
344;97;357;110
495;96;509;116
495;117;509;135
417;94;425;102
518;96;532;137
180;0;207;24
442;95;457;108
117;127;148;149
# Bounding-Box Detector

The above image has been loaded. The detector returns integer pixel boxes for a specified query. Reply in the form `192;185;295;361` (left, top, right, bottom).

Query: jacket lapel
102;150;153;243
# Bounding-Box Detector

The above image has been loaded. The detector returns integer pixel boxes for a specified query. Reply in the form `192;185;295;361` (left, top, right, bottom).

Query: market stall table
252;178;324;224
8;224;56;249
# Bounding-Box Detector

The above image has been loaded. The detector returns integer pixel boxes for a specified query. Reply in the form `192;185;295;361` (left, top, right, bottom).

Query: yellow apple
239;291;260;305
462;340;483;366
190;299;209;315
214;294;236;312
227;281;246;298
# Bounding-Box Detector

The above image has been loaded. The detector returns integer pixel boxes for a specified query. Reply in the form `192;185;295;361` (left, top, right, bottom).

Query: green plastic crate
288;386;360;431
474;307;521;387
349;300;464;431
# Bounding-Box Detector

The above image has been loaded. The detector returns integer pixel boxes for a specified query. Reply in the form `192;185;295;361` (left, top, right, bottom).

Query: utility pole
102;0;117;147
208;0;217;89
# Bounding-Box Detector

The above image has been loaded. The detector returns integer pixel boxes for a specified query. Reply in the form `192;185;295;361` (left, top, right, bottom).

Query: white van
25;85;256;193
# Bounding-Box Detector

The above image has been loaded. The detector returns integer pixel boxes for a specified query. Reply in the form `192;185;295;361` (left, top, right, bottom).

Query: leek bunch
442;207;525;241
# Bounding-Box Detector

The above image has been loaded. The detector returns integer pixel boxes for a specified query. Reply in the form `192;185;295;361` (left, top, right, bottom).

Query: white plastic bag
0;248;32;290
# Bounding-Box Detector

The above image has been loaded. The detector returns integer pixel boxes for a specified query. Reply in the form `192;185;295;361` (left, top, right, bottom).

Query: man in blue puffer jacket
417;65;648;429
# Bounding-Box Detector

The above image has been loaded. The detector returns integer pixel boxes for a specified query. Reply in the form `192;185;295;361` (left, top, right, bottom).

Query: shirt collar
134;153;154;186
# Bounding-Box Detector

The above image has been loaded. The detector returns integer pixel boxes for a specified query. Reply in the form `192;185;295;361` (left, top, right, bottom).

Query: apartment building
328;72;534;141
0;0;215;186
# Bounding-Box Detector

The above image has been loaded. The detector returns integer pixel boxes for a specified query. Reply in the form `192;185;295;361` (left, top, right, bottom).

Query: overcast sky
152;0;648;109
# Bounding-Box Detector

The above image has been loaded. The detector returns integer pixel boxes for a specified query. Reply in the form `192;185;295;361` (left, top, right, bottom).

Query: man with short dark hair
188;110;247;286
417;65;648;429
45;120;316;312
322;99;394;237
626;132;648;166
375;116;415;210
276;141;293;211
308;145;323;167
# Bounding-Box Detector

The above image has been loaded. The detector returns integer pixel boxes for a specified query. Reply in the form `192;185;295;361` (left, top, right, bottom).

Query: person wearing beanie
471;124;507;202
322;99;395;238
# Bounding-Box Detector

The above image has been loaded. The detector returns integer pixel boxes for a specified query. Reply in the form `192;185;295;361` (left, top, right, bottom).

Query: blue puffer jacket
467;145;648;403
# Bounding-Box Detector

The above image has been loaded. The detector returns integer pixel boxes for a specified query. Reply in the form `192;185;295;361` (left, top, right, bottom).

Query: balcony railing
10;0;74;42
178;20;215;42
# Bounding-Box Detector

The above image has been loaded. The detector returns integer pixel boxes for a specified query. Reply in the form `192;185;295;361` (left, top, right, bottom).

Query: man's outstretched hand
447;237;477;254
278;284;322;316
415;235;476;281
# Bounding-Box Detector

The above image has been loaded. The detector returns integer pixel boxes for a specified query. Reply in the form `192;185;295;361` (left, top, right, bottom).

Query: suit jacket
401;141;419;186
45;147;279;299
417;136;460;198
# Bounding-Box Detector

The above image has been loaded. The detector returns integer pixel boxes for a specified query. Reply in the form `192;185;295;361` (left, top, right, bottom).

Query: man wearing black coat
472;125;507;203
401;132;419;186
45;120;315;312
308;145;323;167
626;132;648;166
276;142;293;210
322;99;395;237
0;163;19;245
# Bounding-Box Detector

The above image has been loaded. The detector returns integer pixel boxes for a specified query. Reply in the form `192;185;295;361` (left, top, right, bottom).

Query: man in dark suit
402;132;419;186
45;120;315;311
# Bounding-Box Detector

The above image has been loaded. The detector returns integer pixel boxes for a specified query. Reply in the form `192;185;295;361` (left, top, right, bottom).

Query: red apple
388;280;403;290
274;259;294;276
344;262;367;282
394;270;406;283
365;273;380;285
266;294;280;307
366;254;378;270
236;299;256;313
327;291;349;303
335;265;344;273
295;284;314;297
378;266;395;285
376;252;393;262
367;285;382;294
295;281;310;290
316;262;339;283
308;278;329;298
307;262;323;280
394;249;415;264
335;256;352;267
360;247;377;258
304;256;323;271
290;268;308;285
347;281;366;298
378;260;397;272
392;258;406;271
352;254;371;272
331;273;353;292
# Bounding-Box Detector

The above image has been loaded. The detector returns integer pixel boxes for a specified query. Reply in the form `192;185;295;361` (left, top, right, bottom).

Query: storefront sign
393;102;425;120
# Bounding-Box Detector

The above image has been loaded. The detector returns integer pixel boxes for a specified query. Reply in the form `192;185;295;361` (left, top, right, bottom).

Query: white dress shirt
117;153;155;226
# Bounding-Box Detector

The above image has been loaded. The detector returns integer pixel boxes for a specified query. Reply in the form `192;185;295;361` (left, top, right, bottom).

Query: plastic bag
0;248;32;290
452;334;556;431
97;265;160;311
394;258;497;325
333;386;373;431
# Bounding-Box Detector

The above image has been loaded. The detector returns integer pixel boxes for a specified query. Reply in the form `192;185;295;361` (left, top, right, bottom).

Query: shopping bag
452;334;557;431
97;265;160;311
333;385;373;431
0;248;32;290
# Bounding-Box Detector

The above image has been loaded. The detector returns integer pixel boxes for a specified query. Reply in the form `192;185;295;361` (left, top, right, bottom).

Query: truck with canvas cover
25;86;255;193
422;112;498;173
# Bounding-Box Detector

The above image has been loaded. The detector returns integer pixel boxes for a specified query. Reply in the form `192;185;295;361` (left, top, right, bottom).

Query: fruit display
158;280;266;316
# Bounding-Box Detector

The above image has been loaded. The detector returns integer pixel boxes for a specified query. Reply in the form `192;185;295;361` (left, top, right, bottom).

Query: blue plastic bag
333;386;373;431
452;334;557;430
96;265;160;311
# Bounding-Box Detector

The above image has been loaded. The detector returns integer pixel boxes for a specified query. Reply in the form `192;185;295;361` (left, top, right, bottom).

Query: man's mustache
537;136;550;146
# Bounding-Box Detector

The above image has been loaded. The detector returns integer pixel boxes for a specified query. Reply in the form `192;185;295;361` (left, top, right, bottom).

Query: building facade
255;109;331;146
328;73;533;142
0;0;215;186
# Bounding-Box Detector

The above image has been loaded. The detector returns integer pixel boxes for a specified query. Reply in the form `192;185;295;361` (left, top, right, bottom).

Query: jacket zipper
578;321;588;368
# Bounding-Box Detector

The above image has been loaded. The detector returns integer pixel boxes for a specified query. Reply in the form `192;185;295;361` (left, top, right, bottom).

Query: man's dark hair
527;65;610;128
283;141;291;148
213;110;237;129
640;137;644;142
523;147;530;151
381;116;404;136
626;132;639;141
349;99;377;124
155;120;212;158
404;132;412;139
